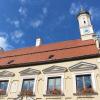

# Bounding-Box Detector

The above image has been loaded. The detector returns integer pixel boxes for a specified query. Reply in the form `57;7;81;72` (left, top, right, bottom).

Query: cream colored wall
0;57;100;100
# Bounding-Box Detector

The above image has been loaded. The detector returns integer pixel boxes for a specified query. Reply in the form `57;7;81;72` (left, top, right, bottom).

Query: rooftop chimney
35;38;42;46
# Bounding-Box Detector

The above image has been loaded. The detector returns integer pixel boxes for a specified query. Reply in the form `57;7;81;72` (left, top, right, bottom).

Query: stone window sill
43;94;64;96
18;94;35;97
73;92;98;96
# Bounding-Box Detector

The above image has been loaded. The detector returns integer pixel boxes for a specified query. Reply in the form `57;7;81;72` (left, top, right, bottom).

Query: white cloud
0;32;8;38
30;7;47;28
19;0;27;5
31;19;43;28
43;7;48;15
69;3;81;15
11;30;24;44
18;7;27;17
14;31;23;38
96;30;100;35
13;20;20;28
89;7;100;21
0;37;11;50
53;15;66;27
39;7;48;19
6;18;20;28
0;32;13;50
69;2;100;21
20;0;26;3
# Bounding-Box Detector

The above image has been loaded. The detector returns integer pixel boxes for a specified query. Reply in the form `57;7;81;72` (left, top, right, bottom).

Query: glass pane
55;78;61;90
84;75;92;89
0;81;8;91
22;80;28;90
22;79;34;91
47;78;54;91
76;75;84;92
29;80;34;90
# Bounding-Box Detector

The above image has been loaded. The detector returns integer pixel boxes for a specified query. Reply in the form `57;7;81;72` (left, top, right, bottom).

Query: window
46;77;61;95
21;79;34;96
76;74;94;95
84;21;86;24
0;80;8;95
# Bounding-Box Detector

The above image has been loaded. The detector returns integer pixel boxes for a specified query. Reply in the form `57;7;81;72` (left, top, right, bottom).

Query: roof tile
0;39;99;68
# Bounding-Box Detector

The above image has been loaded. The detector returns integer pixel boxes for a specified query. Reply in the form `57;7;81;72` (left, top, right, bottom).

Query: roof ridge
2;39;81;52
0;42;96;59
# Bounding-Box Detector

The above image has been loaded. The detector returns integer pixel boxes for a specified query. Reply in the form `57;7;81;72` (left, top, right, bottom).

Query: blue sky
0;0;100;51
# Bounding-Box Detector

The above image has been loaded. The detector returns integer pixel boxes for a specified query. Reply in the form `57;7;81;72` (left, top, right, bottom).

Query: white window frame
18;75;37;95
72;71;96;94
44;73;64;95
0;77;10;96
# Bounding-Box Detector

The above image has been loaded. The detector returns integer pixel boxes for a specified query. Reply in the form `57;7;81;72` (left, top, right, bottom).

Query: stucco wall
0;57;100;100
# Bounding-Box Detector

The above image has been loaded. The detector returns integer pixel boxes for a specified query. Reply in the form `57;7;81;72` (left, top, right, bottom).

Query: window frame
19;75;37;96
0;77;10;95
44;73;64;95
47;77;61;93
22;78;35;92
73;71;96;95
76;74;92;93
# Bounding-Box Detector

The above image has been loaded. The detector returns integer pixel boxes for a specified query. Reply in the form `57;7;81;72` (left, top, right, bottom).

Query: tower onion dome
77;8;90;17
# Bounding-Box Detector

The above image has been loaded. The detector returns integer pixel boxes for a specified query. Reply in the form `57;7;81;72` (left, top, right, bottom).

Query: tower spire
80;7;83;12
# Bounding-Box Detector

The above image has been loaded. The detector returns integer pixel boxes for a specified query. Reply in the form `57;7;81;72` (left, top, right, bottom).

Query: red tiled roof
0;39;99;68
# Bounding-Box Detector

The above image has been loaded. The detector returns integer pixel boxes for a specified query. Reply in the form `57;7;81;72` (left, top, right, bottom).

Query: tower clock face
83;28;90;34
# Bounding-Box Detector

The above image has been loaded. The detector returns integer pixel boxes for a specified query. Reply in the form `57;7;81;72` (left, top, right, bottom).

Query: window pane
0;81;8;91
47;77;61;90
29;80;34;90
55;78;61;90
76;74;93;95
47;78;54;91
76;75;83;92
22;80;28;90
22;79;34;91
84;75;92;89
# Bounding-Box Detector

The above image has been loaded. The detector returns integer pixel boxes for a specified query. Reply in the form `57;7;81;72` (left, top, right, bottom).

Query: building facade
0;10;100;100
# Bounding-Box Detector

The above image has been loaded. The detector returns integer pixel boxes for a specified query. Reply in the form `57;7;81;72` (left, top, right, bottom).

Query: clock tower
77;9;95;40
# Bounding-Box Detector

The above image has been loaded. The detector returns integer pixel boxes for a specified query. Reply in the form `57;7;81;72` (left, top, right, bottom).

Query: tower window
84;21;86;24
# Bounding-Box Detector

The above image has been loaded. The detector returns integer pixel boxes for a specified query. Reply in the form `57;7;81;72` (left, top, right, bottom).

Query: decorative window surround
0;80;8;95
69;62;97;96
42;65;67;74
0;77;11;96
18;68;40;97
0;70;15;77
43;65;66;96
19;68;41;76
43;73;64;96
69;62;97;72
18;75;37;96
72;71;96;95
21;79;34;96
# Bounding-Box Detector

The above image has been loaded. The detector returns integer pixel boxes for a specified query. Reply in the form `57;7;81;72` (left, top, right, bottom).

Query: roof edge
0;53;99;69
